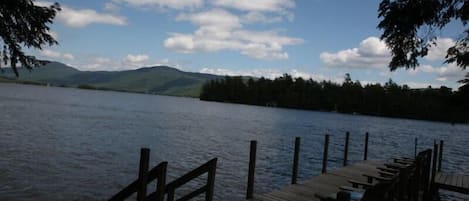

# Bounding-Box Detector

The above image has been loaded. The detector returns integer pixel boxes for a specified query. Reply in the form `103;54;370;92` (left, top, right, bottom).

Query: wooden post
343;132;350;166
430;143;439;200
364;132;369;160
322;134;329;174
422;150;432;200
438;140;443;172
431;144;438;183
206;158;217;201
291;137;301;184
155;162;167;201
246;140;257;199
414;138;418;158
137;148;150;201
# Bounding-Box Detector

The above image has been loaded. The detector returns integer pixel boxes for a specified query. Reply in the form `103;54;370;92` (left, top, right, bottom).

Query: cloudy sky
31;0;468;89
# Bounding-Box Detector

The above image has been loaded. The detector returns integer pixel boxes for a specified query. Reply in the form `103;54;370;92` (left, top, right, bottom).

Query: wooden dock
434;172;469;194
248;160;384;201
107;133;468;201
243;135;437;201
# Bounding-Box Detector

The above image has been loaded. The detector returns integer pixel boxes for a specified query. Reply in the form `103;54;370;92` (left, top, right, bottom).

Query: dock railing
109;148;167;201
108;148;217;201
108;133;450;201
163;158;217;201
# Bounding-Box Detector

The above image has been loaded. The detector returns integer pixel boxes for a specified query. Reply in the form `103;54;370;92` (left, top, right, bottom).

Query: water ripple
0;83;468;201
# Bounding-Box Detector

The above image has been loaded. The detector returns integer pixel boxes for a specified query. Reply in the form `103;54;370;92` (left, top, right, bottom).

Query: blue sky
31;0;468;89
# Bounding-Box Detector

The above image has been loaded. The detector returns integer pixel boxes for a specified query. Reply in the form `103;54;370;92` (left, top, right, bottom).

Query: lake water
0;83;468;201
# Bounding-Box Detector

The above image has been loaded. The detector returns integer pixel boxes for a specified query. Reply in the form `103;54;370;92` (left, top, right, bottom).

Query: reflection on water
0;83;468;201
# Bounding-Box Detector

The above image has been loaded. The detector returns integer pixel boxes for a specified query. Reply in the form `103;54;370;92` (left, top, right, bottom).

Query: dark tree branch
378;0;469;71
0;0;60;76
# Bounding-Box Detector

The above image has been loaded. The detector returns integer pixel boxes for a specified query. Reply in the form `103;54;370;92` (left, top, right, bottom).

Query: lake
0;83;468;201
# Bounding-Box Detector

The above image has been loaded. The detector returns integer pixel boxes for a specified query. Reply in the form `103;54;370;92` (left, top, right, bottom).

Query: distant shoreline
200;98;468;125
2;77;466;125
0;76;198;98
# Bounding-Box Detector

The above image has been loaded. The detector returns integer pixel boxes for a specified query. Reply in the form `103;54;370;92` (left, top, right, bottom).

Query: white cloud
211;0;294;12
320;36;391;69
75;55;187;71
116;0;203;10
408;63;468;82
40;49;74;60
76;54;154;71
47;30;58;40
435;64;464;81
379;70;397;77
199;67;329;81
59;7;127;27
123;54;150;67
34;1;55;7
176;9;241;29
81;57;114;70
149;58;182;69
211;0;295;22
164;34;196;53
242;11;282;24
104;2;120;13
35;1;127;27
405;82;439;89
164;9;303;60
425;38;455;61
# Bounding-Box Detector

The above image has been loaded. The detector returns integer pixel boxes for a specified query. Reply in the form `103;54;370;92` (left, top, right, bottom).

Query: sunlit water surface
0;83;467;201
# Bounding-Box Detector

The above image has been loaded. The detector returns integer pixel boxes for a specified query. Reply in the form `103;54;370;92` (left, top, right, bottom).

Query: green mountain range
0;62;222;97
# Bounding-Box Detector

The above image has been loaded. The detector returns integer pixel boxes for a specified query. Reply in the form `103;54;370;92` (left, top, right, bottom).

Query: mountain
0;62;222;97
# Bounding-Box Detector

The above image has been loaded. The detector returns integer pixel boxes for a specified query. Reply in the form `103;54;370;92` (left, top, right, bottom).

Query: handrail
108;161;167;201
163;158;217;201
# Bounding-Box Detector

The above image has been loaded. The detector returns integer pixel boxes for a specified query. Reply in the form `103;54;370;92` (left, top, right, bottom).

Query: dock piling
137;148;150;201
438;140;443;172
431;143;438;183
206;159;217;201
414;138;418;158
322;134;329;174
430;143;439;200
343;131;349;166
246;140;257;199
155;162;166;201
364;132;369;160
291;137;301;184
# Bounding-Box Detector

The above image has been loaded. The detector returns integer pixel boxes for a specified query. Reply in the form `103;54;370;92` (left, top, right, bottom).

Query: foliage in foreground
200;74;469;123
0;0;60;76
378;0;469;83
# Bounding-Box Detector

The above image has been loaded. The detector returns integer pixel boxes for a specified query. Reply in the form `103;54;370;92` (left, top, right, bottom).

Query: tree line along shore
200;74;469;123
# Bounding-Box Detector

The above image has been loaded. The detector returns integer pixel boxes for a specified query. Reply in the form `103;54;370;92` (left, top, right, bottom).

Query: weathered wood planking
247;160;384;201
435;172;469;194
463;175;469;189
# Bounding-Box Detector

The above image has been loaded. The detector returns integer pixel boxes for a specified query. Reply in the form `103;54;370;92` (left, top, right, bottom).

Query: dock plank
464;175;469;189
458;174;464;188
435;173;441;183
462;175;469;188
450;173;457;186
249;161;468;201
452;174;457;186
444;173;451;185
455;174;461;187
463;175;467;189
248;160;384;201
442;173;449;185
435;172;469;194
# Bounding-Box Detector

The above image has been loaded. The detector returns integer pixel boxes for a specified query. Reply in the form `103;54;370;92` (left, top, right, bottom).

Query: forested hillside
0;62;221;97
